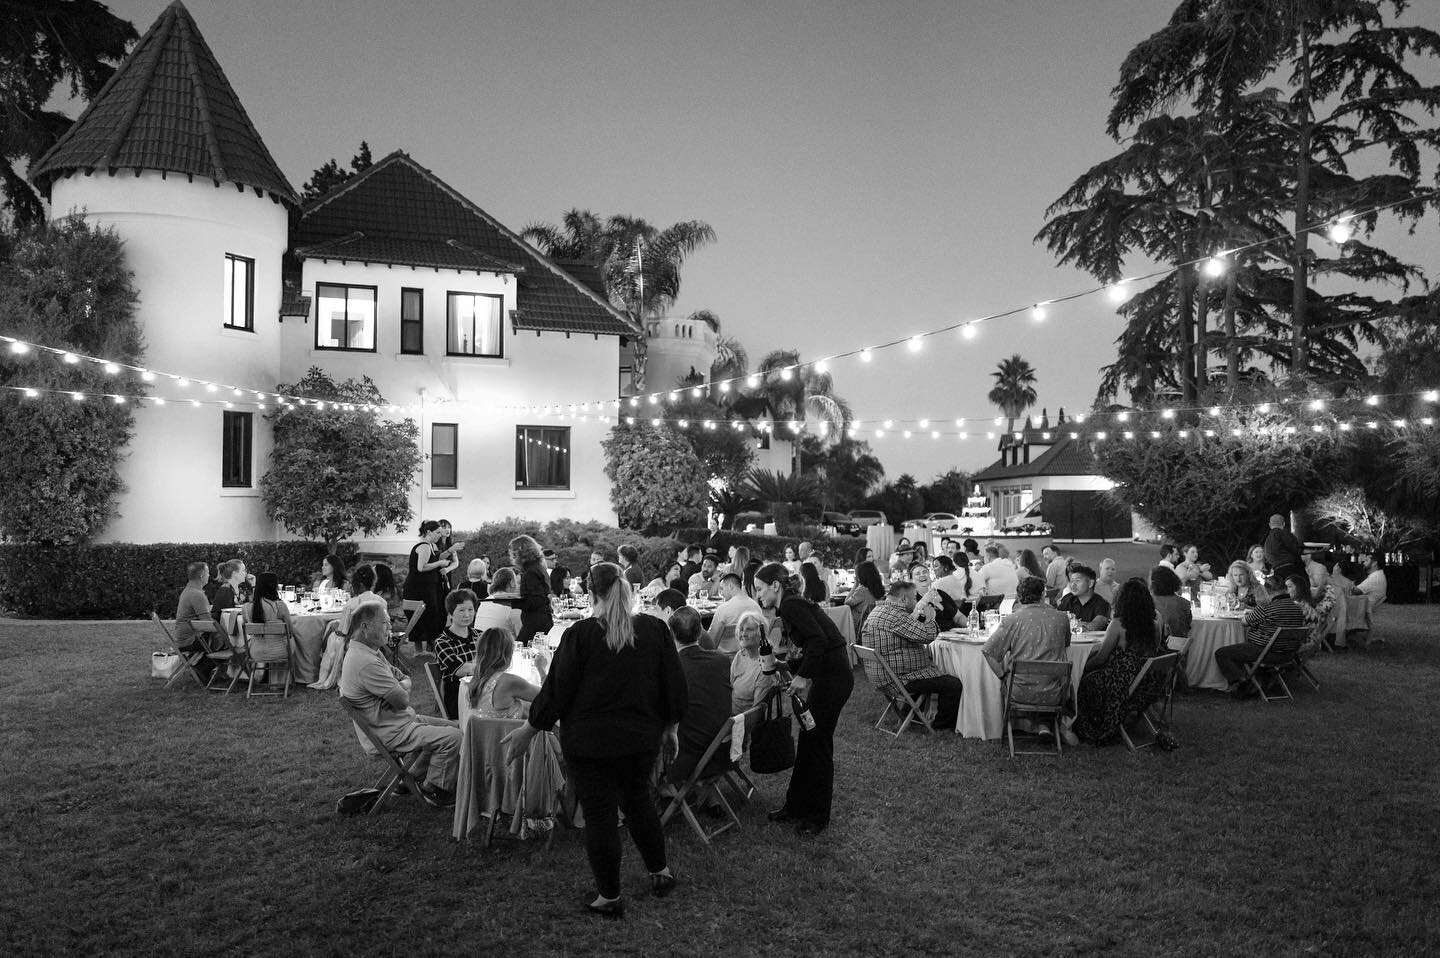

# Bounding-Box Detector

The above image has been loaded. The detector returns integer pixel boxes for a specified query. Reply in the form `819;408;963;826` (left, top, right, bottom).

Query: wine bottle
790;689;817;731
759;634;777;675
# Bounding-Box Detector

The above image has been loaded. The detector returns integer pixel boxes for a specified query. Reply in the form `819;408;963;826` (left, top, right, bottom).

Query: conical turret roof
31;1;297;205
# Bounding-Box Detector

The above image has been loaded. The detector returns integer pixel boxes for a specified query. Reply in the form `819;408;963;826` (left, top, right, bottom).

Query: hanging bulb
72;391;84;401
63;352;79;364
9;341;28;355
1327;219;1354;244
919;419;929;428
1161;409;1174;419
815;360;828;373
1073;413;1086;424
931;430;940;439
1365;395;1379;406
103;362;119;375
1107;283;1128;303
153;397;165;406
1203;255;1227;278
690;387;701;398
962;324;978;340
955;418;965;427
908;336;923;352
747;374;760;388
1258;403;1270;414
1310;399;1325;411
1116;412;1129;423
648;394;659;405
23;388;38;398
1031;303;1048;321
779;367;793;381
1425;390;1438;403
668;391;679;402
860;349;872;363
903;430;912;439
1208;406;1221;416
883;420;893;429
719;381;731;393
678;419;688;428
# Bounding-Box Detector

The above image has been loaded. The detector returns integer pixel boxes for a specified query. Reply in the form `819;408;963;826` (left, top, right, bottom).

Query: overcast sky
94;0;1439;482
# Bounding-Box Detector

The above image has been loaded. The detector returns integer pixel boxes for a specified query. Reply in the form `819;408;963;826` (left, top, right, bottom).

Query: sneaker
582;895;625;919
419;784;455;809
650;872;677;898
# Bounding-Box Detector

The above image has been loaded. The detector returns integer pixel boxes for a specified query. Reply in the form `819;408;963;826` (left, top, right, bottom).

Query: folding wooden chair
660;704;766;844
1120;652;1180;752
420;658;453;720
711;623;737;654
721;696;772;805
1002;659;1072;758
152;612;204;689
1239;626;1314;703
853;644;937;740
340;697;425;815
152;612;232;691
240;621;294;699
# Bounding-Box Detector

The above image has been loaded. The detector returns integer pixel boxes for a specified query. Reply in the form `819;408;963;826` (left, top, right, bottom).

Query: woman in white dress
467;627;548;719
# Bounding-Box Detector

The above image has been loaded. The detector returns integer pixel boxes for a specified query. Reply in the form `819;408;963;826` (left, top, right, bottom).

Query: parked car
822;511;863;536
847;509;889;529
924;512;961;531
1000;498;1045;532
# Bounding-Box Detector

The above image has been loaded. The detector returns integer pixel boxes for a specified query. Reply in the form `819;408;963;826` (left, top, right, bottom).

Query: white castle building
29;1;643;547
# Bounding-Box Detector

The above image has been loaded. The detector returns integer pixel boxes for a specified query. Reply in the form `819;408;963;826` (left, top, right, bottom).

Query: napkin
729;713;746;762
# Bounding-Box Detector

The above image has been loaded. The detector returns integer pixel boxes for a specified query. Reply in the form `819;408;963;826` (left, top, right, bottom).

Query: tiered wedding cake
960;485;994;535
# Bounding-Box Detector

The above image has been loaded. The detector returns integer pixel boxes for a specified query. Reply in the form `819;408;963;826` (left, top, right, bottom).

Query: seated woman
467;627;547;719
1215;559;1270;607
730;611;778;714
799;562;828;604
246;572;293;630
845;560;885;634
1149;565;1192;640
474;567;523;638
373;563;404;625
913;542;929;564
1245;544;1269;588
311;563;381;690
1013;548;1045;582
433;588;480;718
314;553;348;594
1286;573;1335;646
1073;578;1167;745
782;544;802;577
909;561;958;630
647;560;686;595
930;554;970;618
1173;544;1214;597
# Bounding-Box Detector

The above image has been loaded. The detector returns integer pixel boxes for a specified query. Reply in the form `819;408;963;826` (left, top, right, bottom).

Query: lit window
224;254;254;330
515;426;569;490
431;423;458;489
400;288;423;355
447;292;503;357
316;283;377;351
222;411;253;487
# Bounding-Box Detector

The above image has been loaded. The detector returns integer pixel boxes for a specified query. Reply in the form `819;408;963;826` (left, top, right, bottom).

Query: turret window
224;254;253;331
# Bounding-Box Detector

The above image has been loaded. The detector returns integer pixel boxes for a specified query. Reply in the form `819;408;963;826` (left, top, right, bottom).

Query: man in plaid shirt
861;580;964;731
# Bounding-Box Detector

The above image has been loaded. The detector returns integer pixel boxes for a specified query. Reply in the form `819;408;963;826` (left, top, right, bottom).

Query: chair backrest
151;611;177;648
422;660;452;720
974;594;1004;614
1004;659;1072;709
243;621;290;663
1125;651;1180;699
712;623;737;654
341;696;399;764
999;598;1016;614
1267;626;1313;659
396;601;424;641
854;643;920;707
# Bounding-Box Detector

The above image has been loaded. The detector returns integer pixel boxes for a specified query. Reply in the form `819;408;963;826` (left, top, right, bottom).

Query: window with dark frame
447;292;503;357
400;288;423;354
515;425;570;490
315;283;378;351
222;410;253;487
431;423;458;489
224;254;254;330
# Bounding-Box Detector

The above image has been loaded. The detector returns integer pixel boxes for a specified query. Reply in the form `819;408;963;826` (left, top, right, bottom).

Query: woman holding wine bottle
753;562;853;835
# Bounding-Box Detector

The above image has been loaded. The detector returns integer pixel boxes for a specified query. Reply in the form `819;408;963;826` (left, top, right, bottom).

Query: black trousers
1215;642;1265;684
784;668;854;828
565;749;667;899
904;674;964;730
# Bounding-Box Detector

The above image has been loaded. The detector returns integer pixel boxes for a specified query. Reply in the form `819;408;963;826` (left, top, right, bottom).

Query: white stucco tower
31;1;299;542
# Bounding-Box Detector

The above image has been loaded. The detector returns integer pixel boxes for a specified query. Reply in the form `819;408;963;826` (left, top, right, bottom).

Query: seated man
1055;565;1111;631
861;580;964;731
1214;586;1308;696
972;545;1020;599
981;575;1071;709
340;602;461;807
174;561;222;681
1354;553;1388;608
1157;543;1180;570
666;607;732;786
542;549;569;597
707;572;762;654
678;545;704;585
687;554;723;600
653;588;688;622
1041;545;1070;604
1093;558;1119;605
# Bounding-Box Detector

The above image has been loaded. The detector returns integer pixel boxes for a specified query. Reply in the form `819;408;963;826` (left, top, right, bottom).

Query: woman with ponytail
753;561;854;836
505;562;687;918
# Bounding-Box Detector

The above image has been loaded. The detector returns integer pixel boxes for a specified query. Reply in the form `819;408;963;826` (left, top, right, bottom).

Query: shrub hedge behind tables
672;529;867;570
453;519;682;586
0;541;357;619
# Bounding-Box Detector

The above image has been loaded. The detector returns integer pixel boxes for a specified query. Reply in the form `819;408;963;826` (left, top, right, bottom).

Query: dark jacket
548;565;571;596
1263;527;1303;572
529;615;688;758
776;593;851;680
668;643;733;784
516;561;553;643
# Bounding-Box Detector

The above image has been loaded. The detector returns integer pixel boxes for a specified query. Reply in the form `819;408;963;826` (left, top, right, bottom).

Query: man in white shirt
706;572;762;654
972;545;1020;599
1304;550;1330;596
1041;545;1070;604
340;602;460;807
1094;558;1119;605
1354;553;1388;608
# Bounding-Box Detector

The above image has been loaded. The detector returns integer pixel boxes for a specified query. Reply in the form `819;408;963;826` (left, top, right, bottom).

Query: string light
1328;218;1355;244
779;367;793;381
961;324;977;340
1203;255;1227;278
859;349;872;362
907;336;923;352
1106;283;1129;303
1031;303;1047;321
815;360;829;373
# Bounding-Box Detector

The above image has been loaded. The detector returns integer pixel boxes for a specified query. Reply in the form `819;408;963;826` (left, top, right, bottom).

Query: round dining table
455;649;547;724
1173;615;1246;691
220;607;340;684
928;632;1101;740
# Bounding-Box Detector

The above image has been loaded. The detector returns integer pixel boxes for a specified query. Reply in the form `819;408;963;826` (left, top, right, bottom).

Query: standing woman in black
753;562;854;835
505;563;687;916
402;520;447;650
510;534;554;646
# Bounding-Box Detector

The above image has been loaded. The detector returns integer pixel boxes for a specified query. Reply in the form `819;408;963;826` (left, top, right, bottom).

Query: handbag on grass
748;690;795;774
151;651;183;679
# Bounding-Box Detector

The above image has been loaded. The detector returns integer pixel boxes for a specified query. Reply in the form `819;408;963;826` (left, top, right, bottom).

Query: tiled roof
973;436;1099;482
30;1;297;206
296;152;636;337
294;232;525;274
279;282;311;318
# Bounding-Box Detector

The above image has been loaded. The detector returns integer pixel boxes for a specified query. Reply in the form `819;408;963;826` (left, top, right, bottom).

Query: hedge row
672;529;869;570
0;541;356;619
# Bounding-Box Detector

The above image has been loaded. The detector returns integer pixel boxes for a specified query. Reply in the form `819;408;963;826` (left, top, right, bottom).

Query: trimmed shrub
672;528;867;569
0;541;357;619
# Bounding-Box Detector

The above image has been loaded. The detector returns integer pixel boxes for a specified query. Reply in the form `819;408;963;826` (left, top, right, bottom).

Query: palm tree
521;211;716;392
737;349;850;475
987;355;1038;431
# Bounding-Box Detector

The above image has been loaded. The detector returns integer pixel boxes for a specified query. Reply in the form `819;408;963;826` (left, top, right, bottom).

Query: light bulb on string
931;430;940;439
1311;424;1323;433
962;324;977;340
1339;423;1352;432
1203;255;1228;278
747;374;759;387
1124;431;1135;440
103;362;118;375
628;397;638;407
874;429;884;438
860;349;872;363
668;391;679;402
986;431;996;440
908;336;923;352
232;388;242;397
678;420;688;428
71;391;83;401
191;400;201;408
64;352;79;364
626;416;636;425
23;388;37;398
1327;218;1354;244
206;383;217;393
1095;431;1107;440
1107;283;1129;304
648;394;659;405
955;418;965;427
903;430;912;439
1310;399;1325;411
1031;303;1047;321
1425;390;1438;403
1073;413;1086;424
1208;406;1220;416
690;388;701;398
1423;418;1435;426
779;367;793;381
153;397;165;406
1116;412;1129;423
847;427;858;439
719;382;731;393
1203;429;1215;437
1365;395;1379;406
1258;403;1270;414
9;342;28;355
815;360;828;373
1161;409;1174;420
919;419;929;428
883;420;893;429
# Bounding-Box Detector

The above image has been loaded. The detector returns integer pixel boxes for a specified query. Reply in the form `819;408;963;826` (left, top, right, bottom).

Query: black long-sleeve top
777;593;852;680
518;562;552;616
528;615;688;758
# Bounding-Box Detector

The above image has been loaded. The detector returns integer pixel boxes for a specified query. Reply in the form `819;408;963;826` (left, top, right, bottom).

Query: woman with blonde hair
729;611;778;713
467;627;548;718
1216;559;1269;606
505;563;687;916
509;534;553;645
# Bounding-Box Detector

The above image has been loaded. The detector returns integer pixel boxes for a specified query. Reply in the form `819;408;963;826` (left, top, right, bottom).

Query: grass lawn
2;607;1438;956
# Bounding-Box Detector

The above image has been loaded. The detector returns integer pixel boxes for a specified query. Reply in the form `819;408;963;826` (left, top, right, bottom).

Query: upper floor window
224;254;253;331
431;423;458;489
316;283;377;351
222;411;253;487
515;425;570;490
400;288;423;355
447;292;503;358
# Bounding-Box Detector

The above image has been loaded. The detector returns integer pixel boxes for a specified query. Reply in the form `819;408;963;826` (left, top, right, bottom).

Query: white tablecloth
456;652;546;724
220;608;339;684
824;604;858;664
929;635;1099;740
1174;616;1246;691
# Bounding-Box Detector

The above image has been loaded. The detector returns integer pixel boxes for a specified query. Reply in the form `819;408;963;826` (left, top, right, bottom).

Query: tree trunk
1291;26;1314;376
1224;270;1239;392
1178;265;1197;402
1195;278;1210;392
